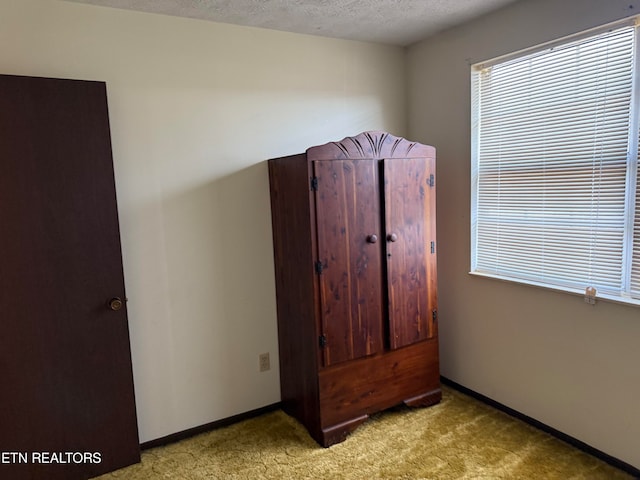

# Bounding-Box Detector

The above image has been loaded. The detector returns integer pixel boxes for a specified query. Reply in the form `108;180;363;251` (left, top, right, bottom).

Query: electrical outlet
259;352;270;372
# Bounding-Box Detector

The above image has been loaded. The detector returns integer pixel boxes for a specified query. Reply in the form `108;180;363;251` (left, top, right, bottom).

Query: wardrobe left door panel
314;159;384;366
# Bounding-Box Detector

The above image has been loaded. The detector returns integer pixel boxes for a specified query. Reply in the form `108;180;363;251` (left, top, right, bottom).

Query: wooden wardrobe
268;131;440;447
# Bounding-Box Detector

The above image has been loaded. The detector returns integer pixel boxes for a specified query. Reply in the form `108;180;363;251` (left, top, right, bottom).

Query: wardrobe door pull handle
388;233;398;242
367;234;378;244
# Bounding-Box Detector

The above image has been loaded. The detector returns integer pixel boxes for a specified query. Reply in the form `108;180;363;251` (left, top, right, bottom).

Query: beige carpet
94;387;633;479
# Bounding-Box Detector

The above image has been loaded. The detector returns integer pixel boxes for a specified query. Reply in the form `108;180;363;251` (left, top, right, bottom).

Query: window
471;19;640;304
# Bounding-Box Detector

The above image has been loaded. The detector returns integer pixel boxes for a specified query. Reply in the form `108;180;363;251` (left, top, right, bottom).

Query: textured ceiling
66;0;520;46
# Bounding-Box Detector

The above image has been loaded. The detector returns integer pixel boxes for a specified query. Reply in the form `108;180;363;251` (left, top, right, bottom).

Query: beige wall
408;0;640;469
0;0;407;442
4;0;639;469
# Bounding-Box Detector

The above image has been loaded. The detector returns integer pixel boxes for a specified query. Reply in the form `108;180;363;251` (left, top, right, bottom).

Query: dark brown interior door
0;75;140;479
384;158;437;349
314;159;384;367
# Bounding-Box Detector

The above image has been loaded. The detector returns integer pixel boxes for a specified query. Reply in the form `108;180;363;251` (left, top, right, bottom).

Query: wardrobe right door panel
384;158;437;350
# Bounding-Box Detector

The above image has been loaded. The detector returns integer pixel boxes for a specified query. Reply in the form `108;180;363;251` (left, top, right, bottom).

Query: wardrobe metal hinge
432;309;438;322
430;241;435;254
319;334;327;348
427;174;435;188
314;260;324;274
311;176;319;191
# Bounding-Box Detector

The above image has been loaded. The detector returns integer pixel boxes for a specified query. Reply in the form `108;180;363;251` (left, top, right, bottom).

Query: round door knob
367;234;378;244
108;297;124;311
388;233;398;242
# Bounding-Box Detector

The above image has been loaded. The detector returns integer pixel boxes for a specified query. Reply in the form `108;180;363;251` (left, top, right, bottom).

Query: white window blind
471;21;640;303
632;153;640;297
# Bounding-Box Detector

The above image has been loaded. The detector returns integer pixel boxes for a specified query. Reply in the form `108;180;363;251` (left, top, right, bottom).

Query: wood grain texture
313;160;384;366
320;415;369;447
384;158;437;349
318;339;440;429
307;131;435;161
268;132;439;447
268;154;321;437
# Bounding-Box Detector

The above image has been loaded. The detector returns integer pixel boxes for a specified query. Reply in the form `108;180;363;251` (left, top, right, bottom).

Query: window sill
468;271;640;308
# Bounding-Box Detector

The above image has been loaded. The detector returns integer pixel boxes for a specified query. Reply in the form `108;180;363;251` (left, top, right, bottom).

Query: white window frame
470;17;640;307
